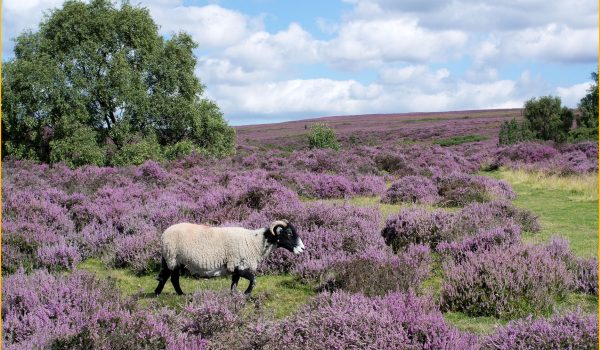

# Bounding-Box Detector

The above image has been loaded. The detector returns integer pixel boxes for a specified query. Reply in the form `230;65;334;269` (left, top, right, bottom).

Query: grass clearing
78;258;315;318
487;169;598;258
432;134;487;146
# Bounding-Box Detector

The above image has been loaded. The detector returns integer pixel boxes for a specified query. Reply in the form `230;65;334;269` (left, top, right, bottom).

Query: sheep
154;219;305;296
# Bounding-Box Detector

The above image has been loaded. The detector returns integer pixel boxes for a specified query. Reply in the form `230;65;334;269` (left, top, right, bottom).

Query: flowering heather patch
297;244;431;295
489;141;598;174
436;224;522;263
381;175;440;205
381;207;454;251
454;201;540;235
441;243;571;318
482;311;598;350
435;173;516;206
259;291;478;350
180;291;250;339
2;269;206;350
291;172;354;198
545;237;598;295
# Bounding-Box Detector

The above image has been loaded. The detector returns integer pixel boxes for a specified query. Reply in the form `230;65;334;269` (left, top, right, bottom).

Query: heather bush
381;175;440;205
545;237;598;295
305;245;431;296
436;173;515;206
2;269;206;350
482;311;598;350
259;292;478;350
180;291;253;339
436;224;522;263
292;172;354;198
454;201;540;235
381;207;454;251
442;243;571;318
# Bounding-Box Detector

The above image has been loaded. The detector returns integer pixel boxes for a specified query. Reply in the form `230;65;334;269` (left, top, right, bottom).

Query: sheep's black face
269;223;305;255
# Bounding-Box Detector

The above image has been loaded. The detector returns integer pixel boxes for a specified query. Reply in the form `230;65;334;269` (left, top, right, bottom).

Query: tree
574;70;599;139
2;0;236;166
523;96;573;143
308;122;340;150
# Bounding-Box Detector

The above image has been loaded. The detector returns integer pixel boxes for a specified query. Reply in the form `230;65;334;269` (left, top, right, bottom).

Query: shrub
523;96;574;143
498;119;535;145
381;208;454;251
454;201;540;235
165;140;202;160
260;292;478;350
436;224;521;263
2;269;206;350
436;173;516;207
292;172;354;199
482;311;598;350
545;237;598;295
441;243;571;318
308;122;340;150
577;70;599;136
49;123;106;168
307;245;431;296
381;175;440;205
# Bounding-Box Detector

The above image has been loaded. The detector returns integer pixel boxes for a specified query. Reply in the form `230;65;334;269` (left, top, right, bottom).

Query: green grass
487;169;598;258
432;134;487;146
78;258;315;318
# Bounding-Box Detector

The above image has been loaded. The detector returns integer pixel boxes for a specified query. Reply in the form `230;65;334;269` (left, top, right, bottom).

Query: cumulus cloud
556;82;591;107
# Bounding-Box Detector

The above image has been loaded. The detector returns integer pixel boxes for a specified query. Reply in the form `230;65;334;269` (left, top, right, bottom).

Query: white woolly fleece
161;223;274;275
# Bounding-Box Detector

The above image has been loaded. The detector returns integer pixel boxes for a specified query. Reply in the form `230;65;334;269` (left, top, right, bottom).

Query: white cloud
148;4;254;48
556;82;591;107
323;17;468;68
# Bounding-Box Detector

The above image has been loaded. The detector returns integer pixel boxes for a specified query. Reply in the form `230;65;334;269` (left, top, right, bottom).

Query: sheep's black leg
154;257;171;296
170;265;185;295
239;269;256;296
231;270;241;292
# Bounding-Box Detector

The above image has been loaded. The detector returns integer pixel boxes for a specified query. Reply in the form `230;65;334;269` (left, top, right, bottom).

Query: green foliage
110;133;164;166
164;140;201;160
432;134;487;147
498;119;535;145
577;70;599;136
523;96;573;143
50;121;106;168
1;0;235;166
308;122;340;150
568;127;598;142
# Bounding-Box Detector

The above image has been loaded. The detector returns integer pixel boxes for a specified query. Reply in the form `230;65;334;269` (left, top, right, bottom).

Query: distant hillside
235;108;523;150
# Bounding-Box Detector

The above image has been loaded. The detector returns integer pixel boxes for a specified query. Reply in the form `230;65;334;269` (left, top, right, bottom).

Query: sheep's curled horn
270;219;289;235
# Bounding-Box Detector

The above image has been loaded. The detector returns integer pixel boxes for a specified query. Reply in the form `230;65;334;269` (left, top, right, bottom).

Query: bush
307;245;431;296
259;292;478;350
523;96;574;143
307;122;340;150
381;175;440;205
482;311;598;350
577;70;598;136
165;140;202;160
435;173;516;207
436;224;521;263
2;269;206;350
441;243;571;318
381;208;454;251
498;119;535;145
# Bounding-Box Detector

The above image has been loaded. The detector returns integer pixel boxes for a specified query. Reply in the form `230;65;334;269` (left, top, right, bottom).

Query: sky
3;0;598;125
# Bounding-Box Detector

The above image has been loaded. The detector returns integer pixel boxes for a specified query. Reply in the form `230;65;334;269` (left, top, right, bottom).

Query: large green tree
2;0;235;165
523;96;573;143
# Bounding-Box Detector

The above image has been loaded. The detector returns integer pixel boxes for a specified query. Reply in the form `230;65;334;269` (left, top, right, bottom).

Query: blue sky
3;0;598;125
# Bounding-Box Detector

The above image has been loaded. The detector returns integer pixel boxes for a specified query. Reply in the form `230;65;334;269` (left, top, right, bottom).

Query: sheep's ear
275;226;283;235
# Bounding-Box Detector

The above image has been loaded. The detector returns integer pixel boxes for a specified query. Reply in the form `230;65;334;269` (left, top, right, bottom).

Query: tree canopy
2;0;235;166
